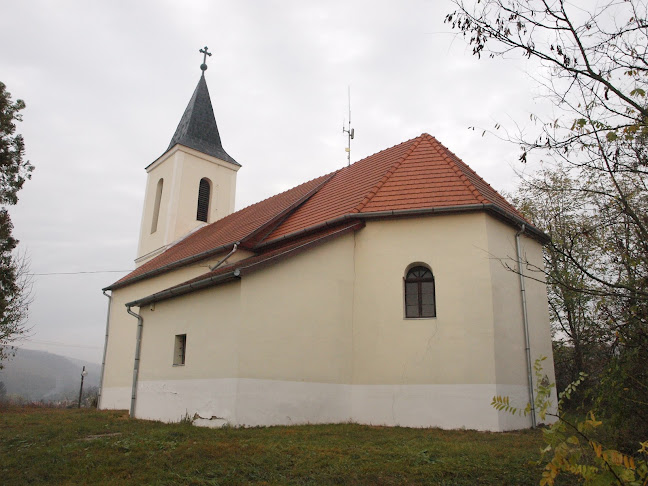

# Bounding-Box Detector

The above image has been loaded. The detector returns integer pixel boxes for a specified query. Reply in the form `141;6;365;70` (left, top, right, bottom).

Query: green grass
0;406;574;485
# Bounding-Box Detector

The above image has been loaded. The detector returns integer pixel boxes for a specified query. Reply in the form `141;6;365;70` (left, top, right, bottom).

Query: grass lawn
0;406;574;485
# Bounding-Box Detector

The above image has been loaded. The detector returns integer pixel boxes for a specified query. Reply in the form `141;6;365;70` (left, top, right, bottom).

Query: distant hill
0;349;101;402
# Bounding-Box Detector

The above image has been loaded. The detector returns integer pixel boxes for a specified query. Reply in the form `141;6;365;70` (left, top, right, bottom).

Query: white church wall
129;233;357;424
348;213;508;428
485;216;557;429
105;212;555;432
237;233;356;384
351;213;498;385
136;151;176;263
99;247;253;410
133;281;241;422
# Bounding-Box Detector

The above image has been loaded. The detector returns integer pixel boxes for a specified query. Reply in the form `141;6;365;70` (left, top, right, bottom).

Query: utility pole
78;366;87;408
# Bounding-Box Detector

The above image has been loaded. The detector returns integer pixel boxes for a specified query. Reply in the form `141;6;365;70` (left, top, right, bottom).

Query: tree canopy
447;0;648;455
0;81;33;367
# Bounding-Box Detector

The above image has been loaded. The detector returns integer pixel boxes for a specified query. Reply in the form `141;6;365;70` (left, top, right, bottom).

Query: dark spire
166;72;239;166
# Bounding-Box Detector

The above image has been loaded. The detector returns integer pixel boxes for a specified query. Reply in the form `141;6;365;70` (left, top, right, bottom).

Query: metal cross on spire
199;46;212;73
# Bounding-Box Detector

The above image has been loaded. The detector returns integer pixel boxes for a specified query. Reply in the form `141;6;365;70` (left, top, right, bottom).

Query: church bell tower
135;47;241;266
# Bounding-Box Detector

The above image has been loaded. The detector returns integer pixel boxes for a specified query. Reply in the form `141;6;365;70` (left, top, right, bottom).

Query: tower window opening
151;178;164;234
197;178;211;222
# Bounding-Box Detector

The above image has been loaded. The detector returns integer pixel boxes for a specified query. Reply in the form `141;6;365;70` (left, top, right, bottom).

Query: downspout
515;224;536;428
97;290;112;409
126;306;144;418
209;242;238;271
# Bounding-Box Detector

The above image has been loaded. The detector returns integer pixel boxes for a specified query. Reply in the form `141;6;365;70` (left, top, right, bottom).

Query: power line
19;339;102;350
27;270;133;276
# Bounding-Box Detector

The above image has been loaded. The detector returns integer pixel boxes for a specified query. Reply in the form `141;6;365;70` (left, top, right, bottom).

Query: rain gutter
97;290;112;409
126;306;144;418
516;224;537;428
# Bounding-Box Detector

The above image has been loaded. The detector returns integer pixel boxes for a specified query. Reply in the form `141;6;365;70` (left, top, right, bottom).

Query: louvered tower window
404;265;436;318
196;178;211;222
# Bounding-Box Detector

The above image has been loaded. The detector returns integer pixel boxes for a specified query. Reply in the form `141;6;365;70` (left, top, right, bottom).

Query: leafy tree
494;358;648;485
0;81;33;368
446;0;648;447
512;169;605;396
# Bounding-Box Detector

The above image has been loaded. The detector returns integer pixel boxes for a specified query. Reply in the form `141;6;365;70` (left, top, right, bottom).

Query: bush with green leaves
493;357;648;485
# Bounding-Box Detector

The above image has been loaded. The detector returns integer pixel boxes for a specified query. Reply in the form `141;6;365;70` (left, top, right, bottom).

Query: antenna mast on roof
342;86;354;166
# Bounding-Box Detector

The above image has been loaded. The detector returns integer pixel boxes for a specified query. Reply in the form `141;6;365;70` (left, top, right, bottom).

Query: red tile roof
107;133;543;291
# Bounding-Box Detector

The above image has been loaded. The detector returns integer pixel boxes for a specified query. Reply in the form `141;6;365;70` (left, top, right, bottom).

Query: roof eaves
358;204;549;244
103;241;234;291
125;270;241;308
256;204;549;249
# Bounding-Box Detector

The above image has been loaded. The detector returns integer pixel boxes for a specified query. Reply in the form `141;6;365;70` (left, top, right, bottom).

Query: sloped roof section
165;75;239;166
360;134;522;216
263;134;526;242
108;173;333;289
108;133;545;291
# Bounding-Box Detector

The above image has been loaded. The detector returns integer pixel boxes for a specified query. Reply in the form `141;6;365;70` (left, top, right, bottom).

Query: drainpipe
515;224;536;428
126;306;144;418
97;290;112;409
208;242;239;271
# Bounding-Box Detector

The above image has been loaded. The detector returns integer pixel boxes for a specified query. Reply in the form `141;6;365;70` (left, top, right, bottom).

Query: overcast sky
1;0;551;363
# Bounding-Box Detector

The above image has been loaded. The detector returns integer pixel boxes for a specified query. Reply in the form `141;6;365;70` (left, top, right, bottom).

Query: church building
99;55;555;431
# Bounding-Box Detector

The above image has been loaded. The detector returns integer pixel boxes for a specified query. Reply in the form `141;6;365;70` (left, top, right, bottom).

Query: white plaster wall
137;282;241;382
99;248;252;410
128;234;357;424
133;378;530;431
136;151;176;262
351;214;498;386
135;378;239;424
485;216;557;427
238;234;356;383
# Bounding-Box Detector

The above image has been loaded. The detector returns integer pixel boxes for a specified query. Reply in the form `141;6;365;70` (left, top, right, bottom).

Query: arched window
404;265;436;318
196;178;211;222
150;178;163;234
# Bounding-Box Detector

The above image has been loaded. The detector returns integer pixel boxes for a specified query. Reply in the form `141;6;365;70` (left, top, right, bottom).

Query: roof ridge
354;134;426;213
426;134;488;204
350;134;423;167
225;170;338;223
444;146;513;203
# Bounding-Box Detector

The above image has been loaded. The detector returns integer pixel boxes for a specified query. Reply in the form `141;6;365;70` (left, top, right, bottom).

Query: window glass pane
405;293;419;305
421;291;435;306
407;266;433;280
421;281;435;294
421;304;436;317
407;267;423;279
405;282;419;305
406;305;419;318
419;268;432;278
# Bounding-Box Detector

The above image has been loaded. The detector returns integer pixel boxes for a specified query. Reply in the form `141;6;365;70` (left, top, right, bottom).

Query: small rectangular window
173;334;186;366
